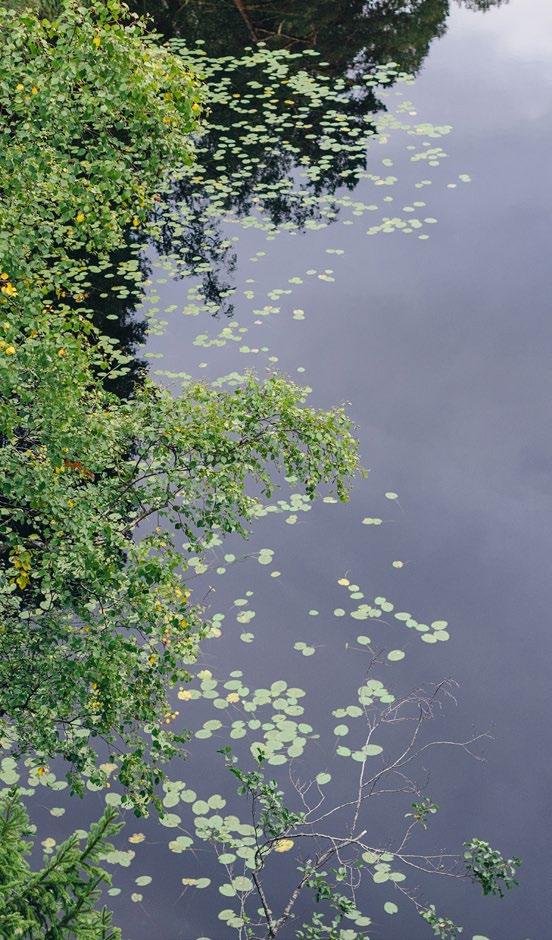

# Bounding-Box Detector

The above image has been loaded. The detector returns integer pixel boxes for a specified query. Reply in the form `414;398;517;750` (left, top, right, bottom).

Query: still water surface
48;2;552;937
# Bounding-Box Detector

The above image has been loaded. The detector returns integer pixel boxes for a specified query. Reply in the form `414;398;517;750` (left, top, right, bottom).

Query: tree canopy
0;0;358;812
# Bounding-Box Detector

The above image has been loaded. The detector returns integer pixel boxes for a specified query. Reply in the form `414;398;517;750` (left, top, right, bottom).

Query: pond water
25;1;552;937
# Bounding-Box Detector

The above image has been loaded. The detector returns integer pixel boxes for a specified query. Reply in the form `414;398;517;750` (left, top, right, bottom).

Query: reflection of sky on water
101;0;552;935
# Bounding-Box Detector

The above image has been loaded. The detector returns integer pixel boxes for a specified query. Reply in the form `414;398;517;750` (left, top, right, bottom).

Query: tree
0;0;359;812
184;680;520;938
0;790;122;939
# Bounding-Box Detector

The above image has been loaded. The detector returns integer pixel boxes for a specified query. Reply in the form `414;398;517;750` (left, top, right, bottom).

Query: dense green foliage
464;839;521;898
0;0;199;278
0;0;358;813
0;790;121;938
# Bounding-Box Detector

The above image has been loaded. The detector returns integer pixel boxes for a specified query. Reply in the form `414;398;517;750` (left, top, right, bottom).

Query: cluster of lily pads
0;24;511;940
0;551;474;939
87;45;470;392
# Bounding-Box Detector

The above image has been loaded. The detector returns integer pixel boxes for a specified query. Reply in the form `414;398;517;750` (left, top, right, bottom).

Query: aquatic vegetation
0;0;522;937
143;44;456;333
56;599;513;938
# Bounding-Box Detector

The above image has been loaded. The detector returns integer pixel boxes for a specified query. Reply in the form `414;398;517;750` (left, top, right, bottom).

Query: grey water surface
97;1;552;937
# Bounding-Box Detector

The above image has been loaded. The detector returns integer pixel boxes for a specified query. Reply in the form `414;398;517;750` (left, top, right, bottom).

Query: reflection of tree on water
65;243;150;399
133;0;453;220
461;0;508;9
149;188;237;318
131;0;507;309
132;0;506;67
72;0;509;387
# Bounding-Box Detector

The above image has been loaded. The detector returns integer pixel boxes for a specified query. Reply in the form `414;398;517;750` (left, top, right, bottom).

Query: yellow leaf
128;833;145;844
100;762;117;774
274;838;294;853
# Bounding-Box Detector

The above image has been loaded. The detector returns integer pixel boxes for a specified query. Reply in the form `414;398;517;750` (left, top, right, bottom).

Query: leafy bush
0;0;200;285
464;838;521;897
0;0;359;812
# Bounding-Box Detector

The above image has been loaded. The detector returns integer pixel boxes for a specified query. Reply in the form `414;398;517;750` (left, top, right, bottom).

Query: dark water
35;1;552;938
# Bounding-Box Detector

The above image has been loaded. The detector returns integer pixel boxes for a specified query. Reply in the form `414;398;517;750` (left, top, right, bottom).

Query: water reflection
67;243;150;398
132;0;505;66
86;0;501;385
137;0;507;221
63;0;509;395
